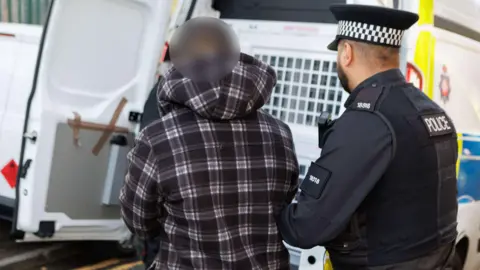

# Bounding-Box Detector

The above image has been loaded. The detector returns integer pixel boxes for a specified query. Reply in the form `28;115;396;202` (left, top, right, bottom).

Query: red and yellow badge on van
439;65;451;104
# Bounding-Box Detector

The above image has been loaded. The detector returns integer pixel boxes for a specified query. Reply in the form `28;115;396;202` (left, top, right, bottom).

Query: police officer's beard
337;65;350;93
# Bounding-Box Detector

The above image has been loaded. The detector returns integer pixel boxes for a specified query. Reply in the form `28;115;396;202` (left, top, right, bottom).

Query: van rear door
0;30;20;204
0;25;42;213
13;0;173;242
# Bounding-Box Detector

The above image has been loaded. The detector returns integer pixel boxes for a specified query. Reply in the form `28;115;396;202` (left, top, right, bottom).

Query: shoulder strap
348;86;385;112
348;80;410;112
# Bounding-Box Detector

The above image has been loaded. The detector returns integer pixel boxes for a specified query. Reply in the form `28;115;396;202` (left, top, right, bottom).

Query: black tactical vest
325;69;458;268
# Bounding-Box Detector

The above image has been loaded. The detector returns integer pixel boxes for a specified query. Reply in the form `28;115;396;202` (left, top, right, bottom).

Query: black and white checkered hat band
337;20;404;46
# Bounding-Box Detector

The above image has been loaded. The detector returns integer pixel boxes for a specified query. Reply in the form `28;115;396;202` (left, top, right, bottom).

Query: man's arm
277;110;394;249
120;131;163;239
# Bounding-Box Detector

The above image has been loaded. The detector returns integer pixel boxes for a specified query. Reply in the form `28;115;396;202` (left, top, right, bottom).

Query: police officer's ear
338;40;354;67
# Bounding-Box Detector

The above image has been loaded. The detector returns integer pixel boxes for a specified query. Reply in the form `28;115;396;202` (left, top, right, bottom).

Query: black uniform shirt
278;71;396;249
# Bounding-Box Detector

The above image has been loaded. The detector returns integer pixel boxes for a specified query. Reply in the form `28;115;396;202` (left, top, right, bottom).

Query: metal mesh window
256;54;344;126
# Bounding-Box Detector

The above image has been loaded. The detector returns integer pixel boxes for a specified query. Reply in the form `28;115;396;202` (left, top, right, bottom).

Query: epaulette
348;85;384;112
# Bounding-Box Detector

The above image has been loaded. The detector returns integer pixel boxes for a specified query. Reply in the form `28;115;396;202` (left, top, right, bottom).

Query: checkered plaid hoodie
120;53;299;270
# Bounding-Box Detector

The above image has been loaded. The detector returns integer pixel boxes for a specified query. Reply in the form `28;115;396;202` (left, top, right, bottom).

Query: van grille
255;54;344;126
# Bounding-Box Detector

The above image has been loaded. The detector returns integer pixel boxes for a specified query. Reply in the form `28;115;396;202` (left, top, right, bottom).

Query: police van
1;0;480;269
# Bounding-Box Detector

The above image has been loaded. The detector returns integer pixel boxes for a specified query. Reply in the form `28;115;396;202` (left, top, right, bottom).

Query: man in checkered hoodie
120;52;299;270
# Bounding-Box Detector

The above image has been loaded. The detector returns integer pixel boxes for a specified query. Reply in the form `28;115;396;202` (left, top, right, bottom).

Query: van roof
0;22;42;43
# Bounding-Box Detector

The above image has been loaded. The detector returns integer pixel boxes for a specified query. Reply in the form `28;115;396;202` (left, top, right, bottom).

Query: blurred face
169;18;240;82
336;40;354;93
178;31;232;82
185;30;223;58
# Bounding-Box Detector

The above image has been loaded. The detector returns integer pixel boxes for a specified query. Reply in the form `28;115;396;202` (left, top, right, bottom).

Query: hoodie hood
157;53;276;120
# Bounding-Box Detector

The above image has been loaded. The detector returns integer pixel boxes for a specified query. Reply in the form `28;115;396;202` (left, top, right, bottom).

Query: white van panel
0;36;17;125
0;35;19;199
436;0;480;34
15;0;173;241
432;28;480;134
39;1;160;118
0;24;42;203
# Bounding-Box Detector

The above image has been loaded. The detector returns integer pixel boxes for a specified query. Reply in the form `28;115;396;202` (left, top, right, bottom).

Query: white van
0;23;42;218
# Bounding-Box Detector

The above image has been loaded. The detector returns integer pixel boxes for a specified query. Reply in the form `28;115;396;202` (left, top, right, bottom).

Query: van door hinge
23;131;37;143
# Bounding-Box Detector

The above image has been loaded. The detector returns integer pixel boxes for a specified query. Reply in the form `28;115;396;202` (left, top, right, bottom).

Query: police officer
277;4;458;269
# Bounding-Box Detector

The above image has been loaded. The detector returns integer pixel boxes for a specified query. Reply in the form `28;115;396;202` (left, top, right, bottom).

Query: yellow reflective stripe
413;0;436;99
417;0;434;25
414;31;436;99
456;133;463;178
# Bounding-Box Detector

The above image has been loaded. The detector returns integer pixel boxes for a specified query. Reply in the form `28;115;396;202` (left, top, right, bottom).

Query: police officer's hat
327;4;419;51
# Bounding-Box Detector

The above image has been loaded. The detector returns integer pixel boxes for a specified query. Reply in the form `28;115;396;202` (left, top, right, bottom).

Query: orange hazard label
1;160;18;188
